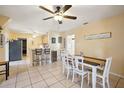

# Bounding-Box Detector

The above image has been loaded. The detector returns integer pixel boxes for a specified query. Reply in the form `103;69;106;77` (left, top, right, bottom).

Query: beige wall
0;28;9;61
61;12;124;76
0;15;10;29
9;31;43;56
42;34;48;44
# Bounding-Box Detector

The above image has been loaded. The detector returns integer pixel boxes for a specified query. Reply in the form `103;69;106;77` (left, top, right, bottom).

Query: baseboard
110;72;124;79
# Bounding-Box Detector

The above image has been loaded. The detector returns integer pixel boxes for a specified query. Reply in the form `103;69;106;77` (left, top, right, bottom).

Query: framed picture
0;34;5;47
84;32;111;40
51;37;56;43
58;37;62;43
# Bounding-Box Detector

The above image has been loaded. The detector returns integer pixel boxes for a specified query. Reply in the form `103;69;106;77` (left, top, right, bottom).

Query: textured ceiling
0;5;124;34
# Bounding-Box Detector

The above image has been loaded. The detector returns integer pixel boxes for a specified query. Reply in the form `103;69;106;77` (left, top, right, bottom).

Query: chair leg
102;78;105;88
87;73;90;85
67;69;70;80
5;64;8;80
63;65;65;73
106;77;110;88
72;71;75;82
7;62;9;76
81;76;83;88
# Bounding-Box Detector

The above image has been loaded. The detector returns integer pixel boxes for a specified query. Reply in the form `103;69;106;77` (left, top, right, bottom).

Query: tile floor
0;60;124;88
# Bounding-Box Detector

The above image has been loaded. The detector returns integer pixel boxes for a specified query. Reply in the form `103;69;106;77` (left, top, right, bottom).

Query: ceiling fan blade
63;15;77;20
43;16;54;20
39;6;54;14
58;20;62;24
61;5;72;13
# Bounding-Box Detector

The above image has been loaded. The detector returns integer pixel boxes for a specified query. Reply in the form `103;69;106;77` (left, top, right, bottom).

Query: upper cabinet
0;15;10;30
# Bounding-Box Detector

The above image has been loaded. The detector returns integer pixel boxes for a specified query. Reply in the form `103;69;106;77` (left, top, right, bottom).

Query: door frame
66;34;75;55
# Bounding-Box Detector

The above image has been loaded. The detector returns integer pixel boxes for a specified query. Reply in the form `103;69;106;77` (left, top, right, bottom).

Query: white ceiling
0;5;124;34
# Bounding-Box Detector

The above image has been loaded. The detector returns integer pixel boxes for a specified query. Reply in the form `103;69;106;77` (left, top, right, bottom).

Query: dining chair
62;53;74;79
72;56;90;88
60;50;66;61
96;57;112;88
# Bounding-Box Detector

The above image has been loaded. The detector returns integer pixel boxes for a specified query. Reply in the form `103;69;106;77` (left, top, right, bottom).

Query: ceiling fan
39;5;77;24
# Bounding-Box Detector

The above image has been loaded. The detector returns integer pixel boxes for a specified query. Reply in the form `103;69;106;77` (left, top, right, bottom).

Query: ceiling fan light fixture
54;15;63;21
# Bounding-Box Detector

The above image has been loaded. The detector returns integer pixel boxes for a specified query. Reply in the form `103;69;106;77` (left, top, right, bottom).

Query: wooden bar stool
0;61;9;80
32;49;42;66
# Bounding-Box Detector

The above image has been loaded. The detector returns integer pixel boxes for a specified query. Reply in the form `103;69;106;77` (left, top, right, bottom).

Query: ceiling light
54;13;63;21
33;35;37;38
54;15;63;21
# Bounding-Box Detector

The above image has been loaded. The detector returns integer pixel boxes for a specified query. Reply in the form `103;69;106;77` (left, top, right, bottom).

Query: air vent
83;22;88;25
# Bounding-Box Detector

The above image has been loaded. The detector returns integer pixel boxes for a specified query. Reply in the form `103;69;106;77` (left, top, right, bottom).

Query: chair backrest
44;48;50;54
62;52;74;67
62;52;68;64
103;57;112;78
35;49;42;55
74;56;84;72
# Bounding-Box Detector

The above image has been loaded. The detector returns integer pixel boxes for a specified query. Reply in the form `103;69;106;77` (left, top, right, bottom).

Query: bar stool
32;49;42;66
0;61;9;80
44;48;50;64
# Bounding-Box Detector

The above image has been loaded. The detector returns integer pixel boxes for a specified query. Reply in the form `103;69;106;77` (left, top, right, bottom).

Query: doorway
66;35;75;55
19;38;27;57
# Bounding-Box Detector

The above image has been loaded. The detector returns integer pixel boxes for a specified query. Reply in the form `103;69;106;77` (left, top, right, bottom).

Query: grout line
115;78;121;88
37;65;49;88
49;65;76;88
27;64;33;88
38;62;65;87
15;65;18;88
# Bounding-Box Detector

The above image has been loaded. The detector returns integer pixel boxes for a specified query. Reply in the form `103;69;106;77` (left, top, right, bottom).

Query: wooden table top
69;55;106;66
0;61;8;65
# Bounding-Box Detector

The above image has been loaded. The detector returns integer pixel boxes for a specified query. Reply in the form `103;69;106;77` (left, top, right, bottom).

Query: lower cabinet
51;51;57;62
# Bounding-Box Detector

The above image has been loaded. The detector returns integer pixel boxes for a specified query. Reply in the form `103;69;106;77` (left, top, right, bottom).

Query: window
58;37;62;43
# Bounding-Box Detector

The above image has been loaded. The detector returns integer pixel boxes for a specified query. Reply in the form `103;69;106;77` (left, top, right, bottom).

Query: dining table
83;56;106;88
68;55;106;88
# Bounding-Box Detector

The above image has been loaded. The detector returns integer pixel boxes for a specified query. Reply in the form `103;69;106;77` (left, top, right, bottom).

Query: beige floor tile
38;69;49;74
52;71;62;76
16;79;31;88
116;78;124;88
109;74;120;88
28;70;38;74
60;79;75;88
17;75;30;82
0;77;16;87
42;73;54;79
23;85;32;88
54;74;66;81
0;84;15;88
32;80;48;88
71;84;81;88
29;72;41;78
45;77;58;86
30;75;43;84
1;60;123;88
49;82;64;88
17;71;28;76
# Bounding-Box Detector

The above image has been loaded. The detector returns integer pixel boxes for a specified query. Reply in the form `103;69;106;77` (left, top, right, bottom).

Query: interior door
66;35;75;55
9;40;22;61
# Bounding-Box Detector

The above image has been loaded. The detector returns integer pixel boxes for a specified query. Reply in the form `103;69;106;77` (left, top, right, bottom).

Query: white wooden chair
72;56;90;88
62;53;74;79
96;57;112;88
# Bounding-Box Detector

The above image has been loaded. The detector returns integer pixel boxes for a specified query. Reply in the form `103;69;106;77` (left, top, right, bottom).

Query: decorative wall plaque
84;32;111;40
